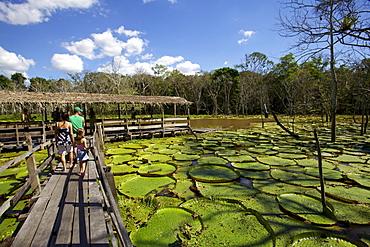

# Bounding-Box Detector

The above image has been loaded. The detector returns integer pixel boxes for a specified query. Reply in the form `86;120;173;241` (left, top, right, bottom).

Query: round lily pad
290;232;357;246
328;154;367;163
257;156;296;167
226;155;255;163
271;169;319;187
238;170;271;180
173;153;200;161
111;155;135;165
138;163;177;176
197;156;228;165
296;159;336;170
139;154;172;162
231;162;270;171
118;176;176;198
130;207;203;247
106;148;136;155
188;164;239;182
278;193;336;225
304;167;343;180
195;181;258;200
346;173;370;188
215;149;237;156
277;153;307;159
254;179;308;195
247;148;278;155
181;198;275;246
320;185;370;204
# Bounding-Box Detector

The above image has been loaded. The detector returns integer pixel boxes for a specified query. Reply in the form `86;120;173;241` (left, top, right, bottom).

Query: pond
190;117;273;130
106;116;370;247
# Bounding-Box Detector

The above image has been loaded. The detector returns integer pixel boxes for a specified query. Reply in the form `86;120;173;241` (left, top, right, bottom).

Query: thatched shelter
0;91;191;105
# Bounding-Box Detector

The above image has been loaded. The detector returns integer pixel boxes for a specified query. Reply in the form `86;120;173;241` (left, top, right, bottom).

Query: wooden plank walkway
11;159;111;247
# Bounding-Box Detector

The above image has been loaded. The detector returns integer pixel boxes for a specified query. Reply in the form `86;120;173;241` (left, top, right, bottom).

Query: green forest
1;52;369;117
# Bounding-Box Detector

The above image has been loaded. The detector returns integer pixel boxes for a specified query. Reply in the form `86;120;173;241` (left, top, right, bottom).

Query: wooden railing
99;117;191;140
0;137;56;217
93;125;133;246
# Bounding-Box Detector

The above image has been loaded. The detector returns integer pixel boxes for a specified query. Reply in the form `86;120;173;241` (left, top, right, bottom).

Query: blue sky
0;0;293;80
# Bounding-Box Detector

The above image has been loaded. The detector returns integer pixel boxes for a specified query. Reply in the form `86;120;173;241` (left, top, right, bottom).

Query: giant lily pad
139;154;172;162
238;170;271;180
188;164;239;182
319;185;370;204
118;176;175;198
197;156;228;165
278;193;336;225
181;198;275;246
226;155;255;163
106;148;136;155
328;154;367;163
253;179;308;195
304;167;343;180
138;163;177;176
346;173;370;188
195;181;258;200
231;162;270;171
290;232;358;246
257;156;296;167
130;207;203;247
271;169;319;187
111;155;135;165
296;159;336;170
173;153;200;161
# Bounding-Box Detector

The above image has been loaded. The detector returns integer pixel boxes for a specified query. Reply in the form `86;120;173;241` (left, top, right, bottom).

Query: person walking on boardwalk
69;106;85;137
54;112;74;171
74;128;89;176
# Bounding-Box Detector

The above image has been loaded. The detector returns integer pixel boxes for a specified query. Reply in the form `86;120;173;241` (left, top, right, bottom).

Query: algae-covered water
107;116;370;247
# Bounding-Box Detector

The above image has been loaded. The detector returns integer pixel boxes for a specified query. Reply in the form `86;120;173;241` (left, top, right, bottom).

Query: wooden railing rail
92;125;133;247
0;139;56;217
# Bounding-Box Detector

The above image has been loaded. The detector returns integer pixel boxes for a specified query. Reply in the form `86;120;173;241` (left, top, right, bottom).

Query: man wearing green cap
69;107;85;137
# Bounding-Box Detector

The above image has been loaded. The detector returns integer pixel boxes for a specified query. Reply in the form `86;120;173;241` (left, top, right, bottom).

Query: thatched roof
0;91;192;105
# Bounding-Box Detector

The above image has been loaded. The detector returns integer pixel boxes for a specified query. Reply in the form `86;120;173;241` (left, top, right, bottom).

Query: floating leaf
188;164;239;182
231;162;270;171
304;167;343;181
139;154;172;162
226;155;255;163
181;198;275;246
238;170;271;180
346;173;370;188
278;193;336;225
253;179;308;195
173;153;200;161
118;176;175;198
195;181;258;200
197;156;228;165
328;154;367;163
111;155;135;164
138;163;177;176
296;159;336;170
258;156;296;167
290;232;357;246
130;207;203;247
320;185;370;204
271;169;319;187
106;148;136;155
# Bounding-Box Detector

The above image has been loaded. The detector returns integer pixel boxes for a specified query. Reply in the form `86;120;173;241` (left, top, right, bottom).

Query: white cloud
155;56;184;66
141;53;153;60
63;38;96;59
176;61;200;75
238;30;256;44
97;55;199;76
0;46;35;76
51;54;83;73
123;37;148;56
115;26;143;37
0;0;98;25
92;29;125;57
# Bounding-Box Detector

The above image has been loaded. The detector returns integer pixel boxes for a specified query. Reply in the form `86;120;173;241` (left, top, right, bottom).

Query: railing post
26;135;41;194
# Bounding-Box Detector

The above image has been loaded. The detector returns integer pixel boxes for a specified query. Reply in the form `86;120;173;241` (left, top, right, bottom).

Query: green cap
74;107;83;112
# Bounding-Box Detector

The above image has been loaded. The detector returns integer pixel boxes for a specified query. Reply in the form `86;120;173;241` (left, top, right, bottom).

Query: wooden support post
16;124;20;146
42;121;46;144
174;104;177;117
161;107;165;137
106;168;119;205
26;136;41;194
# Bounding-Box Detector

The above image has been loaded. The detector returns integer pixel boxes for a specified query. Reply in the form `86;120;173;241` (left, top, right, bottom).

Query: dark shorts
77;150;89;161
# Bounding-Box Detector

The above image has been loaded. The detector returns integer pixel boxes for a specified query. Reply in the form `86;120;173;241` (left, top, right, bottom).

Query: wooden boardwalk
11;155;132;246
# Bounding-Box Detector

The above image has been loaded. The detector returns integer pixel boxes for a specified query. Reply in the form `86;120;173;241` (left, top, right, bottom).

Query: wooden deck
11;158;130;247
